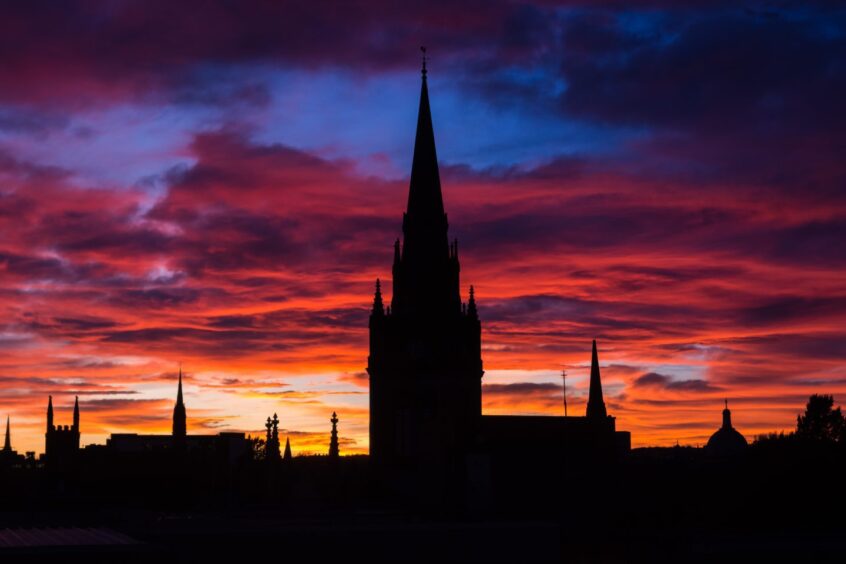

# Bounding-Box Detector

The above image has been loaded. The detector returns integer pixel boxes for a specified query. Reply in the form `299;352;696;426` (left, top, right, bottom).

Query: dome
705;401;748;456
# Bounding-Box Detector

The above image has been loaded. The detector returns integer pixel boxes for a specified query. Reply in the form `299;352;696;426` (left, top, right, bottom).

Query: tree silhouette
246;435;266;461
796;394;844;443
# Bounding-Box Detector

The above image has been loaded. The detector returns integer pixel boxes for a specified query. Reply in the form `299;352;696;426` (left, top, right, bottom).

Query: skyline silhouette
1;2;845;458
2;3;845;559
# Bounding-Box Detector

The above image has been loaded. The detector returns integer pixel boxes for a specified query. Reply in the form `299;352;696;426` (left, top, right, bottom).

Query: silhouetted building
706;400;747;456
368;54;483;482
329;412;339;459
106;371;247;468
1;416;25;467
44;395;80;468
368;58;629;502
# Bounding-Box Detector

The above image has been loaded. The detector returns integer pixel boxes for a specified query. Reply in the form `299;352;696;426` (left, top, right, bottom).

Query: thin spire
173;364;187;438
47;395;54;431
283;436;292;460
177;363;184;402
3;415;10;452
586;339;607;419
406;46;445;233
73;395;79;431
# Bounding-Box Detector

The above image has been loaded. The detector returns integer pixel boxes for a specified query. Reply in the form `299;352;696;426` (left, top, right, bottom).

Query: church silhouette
368;55;630;501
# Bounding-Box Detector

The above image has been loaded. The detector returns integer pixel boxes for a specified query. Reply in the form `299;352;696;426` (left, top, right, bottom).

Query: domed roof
705;400;748;456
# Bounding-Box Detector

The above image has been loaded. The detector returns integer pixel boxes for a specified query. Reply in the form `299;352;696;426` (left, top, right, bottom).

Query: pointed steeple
722;399;732;430
47;395;54;431
586;340;607;419
72;396;79;431
283;436;292;461
406;46;445;227
393;47;458;319
3;416;10;452
173;365;187;438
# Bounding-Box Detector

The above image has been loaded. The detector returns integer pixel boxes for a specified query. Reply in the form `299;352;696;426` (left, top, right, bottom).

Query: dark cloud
483;382;562;395
633;372;720;392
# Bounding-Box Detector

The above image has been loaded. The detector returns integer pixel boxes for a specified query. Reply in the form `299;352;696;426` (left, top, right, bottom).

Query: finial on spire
421;46;427;79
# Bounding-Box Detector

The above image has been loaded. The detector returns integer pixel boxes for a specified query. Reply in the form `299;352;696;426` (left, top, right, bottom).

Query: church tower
368;53;483;474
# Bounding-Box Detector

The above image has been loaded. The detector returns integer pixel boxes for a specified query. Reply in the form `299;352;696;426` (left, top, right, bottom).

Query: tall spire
586;340;607;419
173;365;187;438
283;436;292;461
72;396;79;431
406;46;444;225
3;416;10;452
47;395;54;431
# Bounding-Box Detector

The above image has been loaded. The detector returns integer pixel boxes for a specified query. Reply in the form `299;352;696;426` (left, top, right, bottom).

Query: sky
1;1;845;454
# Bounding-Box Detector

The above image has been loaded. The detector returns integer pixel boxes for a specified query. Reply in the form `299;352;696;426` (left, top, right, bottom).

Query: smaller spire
47;395;54;431
3;415;10;452
73;396;79;431
467;285;478;319
586;339;607;419
173;365;187;438
284;436;292;460
177;363;184;402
